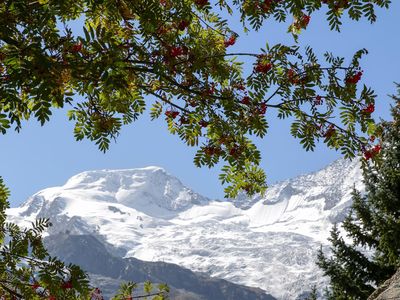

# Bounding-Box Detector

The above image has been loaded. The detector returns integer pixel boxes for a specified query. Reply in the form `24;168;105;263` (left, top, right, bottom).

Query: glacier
7;158;364;299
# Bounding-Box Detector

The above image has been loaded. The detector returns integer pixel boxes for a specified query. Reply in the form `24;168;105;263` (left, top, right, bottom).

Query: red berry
177;20;190;31
258;103;267;114
229;146;237;156
346;71;363;85
32;282;40;290
205;84;215;95
179;116;189;124
302;15;311;27
235;83;245;91
363;144;381;160
71;42;82;53
199;120;209;127
255;62;272;74
362;103;374;114
373;144;381;154
364;150;372;160
195;0;209;8
61;281;73;289
314;95;323;105
293;13;311;30
324;125;335;138
188;100;198;107
165;110;179;119
287;69;299;84
170;46;184;57
229;144;241;158
241;96;251;105
204;146;215;156
224;35;236;47
261;0;273;12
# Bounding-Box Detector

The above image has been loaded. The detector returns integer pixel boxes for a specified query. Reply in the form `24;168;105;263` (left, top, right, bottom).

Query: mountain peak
7;158;364;299
64;166;168;189
15;166;209;221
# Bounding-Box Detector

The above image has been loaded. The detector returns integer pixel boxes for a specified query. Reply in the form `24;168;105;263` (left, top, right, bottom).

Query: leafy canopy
0;1;390;197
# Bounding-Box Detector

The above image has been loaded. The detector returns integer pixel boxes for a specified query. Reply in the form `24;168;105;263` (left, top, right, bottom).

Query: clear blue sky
1;3;399;206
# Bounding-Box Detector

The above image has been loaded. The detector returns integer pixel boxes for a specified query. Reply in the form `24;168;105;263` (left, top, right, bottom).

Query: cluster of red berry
169;46;185;58
177;20;190;31
234;82;246;91
229;144;242;158
362;103;374;114
204;145;222;156
287;68;300;85
179;116;189;125
31;282;41;290
30;280;75;300
254;0;282;13
194;0;209;9
363;144;381;160
254;55;272;73
345;71;363;85
224;35;236;47
323;124;336;138
255;62;272;73
187;100;198;107
258;103;267;114
165;110;180;118
71;42;83;53
202;136;249;161
301;15;311;26
61;281;73;289
204;83;216;96
199;119;209;127
241;96;251;105
314;95;323;105
293;14;311;30
239;96;266;115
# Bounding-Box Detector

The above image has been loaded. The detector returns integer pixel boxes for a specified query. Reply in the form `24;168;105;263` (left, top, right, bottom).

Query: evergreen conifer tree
317;85;400;299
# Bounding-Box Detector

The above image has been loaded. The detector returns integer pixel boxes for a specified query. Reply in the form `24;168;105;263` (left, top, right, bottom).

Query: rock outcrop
368;269;400;300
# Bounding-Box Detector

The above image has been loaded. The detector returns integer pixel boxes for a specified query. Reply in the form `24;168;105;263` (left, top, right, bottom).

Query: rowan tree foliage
317;88;400;299
0;0;390;196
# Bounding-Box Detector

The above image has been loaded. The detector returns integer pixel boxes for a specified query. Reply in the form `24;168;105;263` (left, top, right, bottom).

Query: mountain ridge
7;158;363;299
45;233;275;300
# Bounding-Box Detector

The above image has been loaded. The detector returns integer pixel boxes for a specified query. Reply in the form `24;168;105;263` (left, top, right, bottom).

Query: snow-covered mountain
7;159;364;299
44;233;275;300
